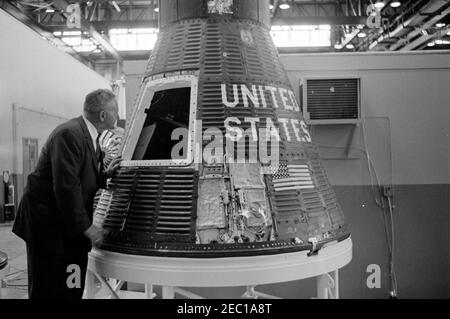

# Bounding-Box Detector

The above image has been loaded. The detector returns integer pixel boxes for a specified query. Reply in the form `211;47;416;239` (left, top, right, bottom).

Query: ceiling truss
1;0;449;63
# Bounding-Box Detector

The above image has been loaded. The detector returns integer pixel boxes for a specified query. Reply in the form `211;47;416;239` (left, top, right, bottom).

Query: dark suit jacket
13;116;107;253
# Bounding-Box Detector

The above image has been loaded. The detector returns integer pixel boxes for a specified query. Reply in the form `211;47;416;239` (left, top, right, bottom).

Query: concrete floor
0;222;144;299
0;222;153;299
0;222;28;299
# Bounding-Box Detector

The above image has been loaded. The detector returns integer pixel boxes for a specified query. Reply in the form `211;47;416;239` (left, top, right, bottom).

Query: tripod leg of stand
84;269;96;299
162;286;175;299
317;270;339;299
145;284;155;299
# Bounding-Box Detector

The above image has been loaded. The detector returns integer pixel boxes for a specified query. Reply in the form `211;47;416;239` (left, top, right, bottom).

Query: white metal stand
0;264;8;299
84;237;352;299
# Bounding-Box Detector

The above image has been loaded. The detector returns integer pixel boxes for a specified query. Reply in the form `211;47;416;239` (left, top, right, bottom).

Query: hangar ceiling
2;0;449;65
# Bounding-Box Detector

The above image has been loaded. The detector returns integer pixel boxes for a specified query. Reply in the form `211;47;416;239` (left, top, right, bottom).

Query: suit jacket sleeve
51;129;91;238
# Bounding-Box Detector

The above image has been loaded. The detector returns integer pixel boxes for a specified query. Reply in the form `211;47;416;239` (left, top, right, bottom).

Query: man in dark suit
12;89;122;299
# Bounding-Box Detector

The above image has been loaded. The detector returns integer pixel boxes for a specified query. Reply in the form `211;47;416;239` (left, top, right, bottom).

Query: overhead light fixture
111;1;121;12
435;39;444;45
46;8;55;13
346;44;355;49
334;44;343;49
374;1;385;9
447;31;450;36
436;23;446;28
154;7;159;12
427;41;435;47
390;1;401;8
358;32;367;38
279;3;290;10
269;4;274;10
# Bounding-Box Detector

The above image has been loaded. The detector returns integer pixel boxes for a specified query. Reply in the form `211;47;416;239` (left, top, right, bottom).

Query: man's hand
84;225;107;247
105;156;122;179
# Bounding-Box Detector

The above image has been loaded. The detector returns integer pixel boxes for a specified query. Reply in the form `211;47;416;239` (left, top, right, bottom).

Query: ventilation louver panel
99;168;198;249
305;78;360;121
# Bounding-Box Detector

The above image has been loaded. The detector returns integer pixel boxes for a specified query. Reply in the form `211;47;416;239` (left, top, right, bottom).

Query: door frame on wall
22;137;39;188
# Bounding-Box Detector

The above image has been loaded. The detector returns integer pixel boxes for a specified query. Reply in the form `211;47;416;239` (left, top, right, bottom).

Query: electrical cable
4;269;25;279
314;134;398;298
349;0;358;17
361;119;397;298
387;196;398;297
4;284;28;287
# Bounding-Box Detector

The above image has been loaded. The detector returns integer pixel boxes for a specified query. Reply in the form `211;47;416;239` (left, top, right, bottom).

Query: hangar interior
0;0;449;299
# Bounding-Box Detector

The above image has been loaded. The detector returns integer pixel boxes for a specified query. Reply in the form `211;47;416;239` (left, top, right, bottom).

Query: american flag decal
271;163;315;192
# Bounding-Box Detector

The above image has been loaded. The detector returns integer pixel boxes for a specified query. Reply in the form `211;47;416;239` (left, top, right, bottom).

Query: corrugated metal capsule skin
96;0;350;257
159;0;270;29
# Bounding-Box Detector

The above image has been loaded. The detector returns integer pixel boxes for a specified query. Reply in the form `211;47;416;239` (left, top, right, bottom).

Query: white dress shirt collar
82;115;99;151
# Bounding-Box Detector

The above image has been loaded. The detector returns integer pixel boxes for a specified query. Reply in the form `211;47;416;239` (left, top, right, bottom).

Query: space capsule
93;0;350;257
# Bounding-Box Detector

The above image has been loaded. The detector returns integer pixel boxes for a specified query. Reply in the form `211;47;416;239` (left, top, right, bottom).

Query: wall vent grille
303;78;360;123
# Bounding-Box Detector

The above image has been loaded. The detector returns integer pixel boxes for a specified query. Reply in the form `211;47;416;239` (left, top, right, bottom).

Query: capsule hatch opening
121;74;199;167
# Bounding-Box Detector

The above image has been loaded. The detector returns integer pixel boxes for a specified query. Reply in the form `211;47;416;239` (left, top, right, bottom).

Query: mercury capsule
93;0;350;257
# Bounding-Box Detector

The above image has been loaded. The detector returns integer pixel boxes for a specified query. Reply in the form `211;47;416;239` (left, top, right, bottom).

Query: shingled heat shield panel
305;78;360;120
100;168;199;249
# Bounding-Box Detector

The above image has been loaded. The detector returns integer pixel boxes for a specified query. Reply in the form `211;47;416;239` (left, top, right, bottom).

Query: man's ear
99;110;106;122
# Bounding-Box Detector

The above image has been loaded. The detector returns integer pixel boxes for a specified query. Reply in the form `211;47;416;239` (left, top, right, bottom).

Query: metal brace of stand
0;251;9;299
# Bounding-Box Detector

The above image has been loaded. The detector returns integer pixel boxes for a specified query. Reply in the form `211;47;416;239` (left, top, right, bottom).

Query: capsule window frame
121;74;198;167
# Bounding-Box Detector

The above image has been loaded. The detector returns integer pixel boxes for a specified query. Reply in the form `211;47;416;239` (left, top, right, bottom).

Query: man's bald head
83;89;119;132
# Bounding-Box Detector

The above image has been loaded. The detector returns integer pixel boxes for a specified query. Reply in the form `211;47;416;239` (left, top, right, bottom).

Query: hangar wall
0;9;110;205
279;51;450;298
280;51;450;187
123;51;450;298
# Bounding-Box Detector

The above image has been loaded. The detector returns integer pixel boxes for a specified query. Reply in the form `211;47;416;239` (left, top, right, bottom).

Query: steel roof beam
52;0;123;61
43;16;366;32
394;2;450;50
272;16;366;26
369;0;449;50
1;1;93;66
400;24;450;50
43;19;159;31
